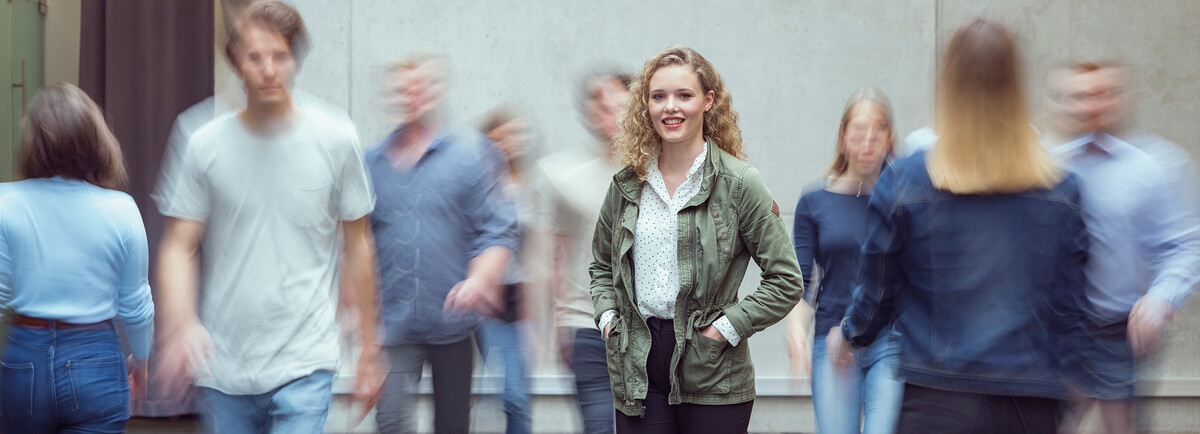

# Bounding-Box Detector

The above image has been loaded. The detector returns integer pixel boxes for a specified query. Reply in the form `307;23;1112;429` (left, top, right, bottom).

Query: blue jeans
570;328;614;434
479;318;532;434
1;322;130;434
199;370;334;434
812;330;904;434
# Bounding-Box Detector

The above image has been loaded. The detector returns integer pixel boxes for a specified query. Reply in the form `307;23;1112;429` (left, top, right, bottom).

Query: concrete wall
213;0;1200;431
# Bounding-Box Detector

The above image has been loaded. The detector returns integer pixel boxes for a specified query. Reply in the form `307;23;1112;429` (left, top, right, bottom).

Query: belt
12;314;113;331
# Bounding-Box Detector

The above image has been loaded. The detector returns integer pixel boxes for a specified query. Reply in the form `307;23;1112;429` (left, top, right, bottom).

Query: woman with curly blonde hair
589;45;805;433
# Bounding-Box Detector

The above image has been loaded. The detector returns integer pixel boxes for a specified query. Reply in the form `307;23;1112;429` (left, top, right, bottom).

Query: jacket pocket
68;354;129;418
604;316;628;402
680;331;730;394
0;361;34;420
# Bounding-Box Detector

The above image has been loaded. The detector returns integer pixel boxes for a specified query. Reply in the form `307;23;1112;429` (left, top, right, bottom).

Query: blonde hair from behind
615;45;745;180
927;18;1061;194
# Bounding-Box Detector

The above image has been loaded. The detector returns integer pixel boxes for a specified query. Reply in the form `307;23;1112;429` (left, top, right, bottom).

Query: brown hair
927;18;1061;194
1048;58;1129;101
19;83;127;190
388;49;447;73
224;1;311;69
577;65;631;110
616;45;746;180
480;104;521;137
828;88;894;176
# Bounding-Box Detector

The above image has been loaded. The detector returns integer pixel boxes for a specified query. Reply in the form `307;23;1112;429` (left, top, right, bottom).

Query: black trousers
377;338;474;434
896;383;1061;434
615;317;753;434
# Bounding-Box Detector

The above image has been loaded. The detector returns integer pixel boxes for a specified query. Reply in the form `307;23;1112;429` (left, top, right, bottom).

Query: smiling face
646;65;714;149
233;21;296;110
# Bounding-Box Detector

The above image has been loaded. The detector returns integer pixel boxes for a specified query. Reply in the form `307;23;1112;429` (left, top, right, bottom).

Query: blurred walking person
539;67;629;434
789;88;902;434
476;105;537;434
153;2;383;432
0;83;154;433
369;51;517;434
1048;60;1200;434
830;19;1093;434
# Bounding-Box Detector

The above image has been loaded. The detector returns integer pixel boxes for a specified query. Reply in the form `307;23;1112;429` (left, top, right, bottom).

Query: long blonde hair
615;46;746;180
927;18;1061;194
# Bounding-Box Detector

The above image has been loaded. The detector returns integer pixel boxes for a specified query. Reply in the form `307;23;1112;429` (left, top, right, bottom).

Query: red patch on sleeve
771;201;780;217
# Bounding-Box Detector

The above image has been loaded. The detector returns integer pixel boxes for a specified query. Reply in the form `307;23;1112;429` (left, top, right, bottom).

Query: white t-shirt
537;144;622;331
156;110;374;395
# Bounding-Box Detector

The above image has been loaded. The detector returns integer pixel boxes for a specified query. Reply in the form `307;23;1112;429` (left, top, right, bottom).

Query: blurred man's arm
341;216;385;415
446;246;512;317
446;151;518;317
1131;152;1200;355
157;217;205;338
156;217;213;396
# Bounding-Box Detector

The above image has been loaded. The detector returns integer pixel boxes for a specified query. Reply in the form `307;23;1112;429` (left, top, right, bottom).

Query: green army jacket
589;142;806;416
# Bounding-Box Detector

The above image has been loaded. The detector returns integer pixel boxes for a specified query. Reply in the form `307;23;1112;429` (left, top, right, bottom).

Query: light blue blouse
0;177;154;358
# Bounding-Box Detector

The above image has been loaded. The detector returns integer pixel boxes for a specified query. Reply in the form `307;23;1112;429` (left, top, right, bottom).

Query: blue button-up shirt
367;126;517;345
1054;132;1200;323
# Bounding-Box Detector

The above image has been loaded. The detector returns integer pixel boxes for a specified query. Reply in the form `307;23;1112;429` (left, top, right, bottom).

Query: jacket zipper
618;184;651;414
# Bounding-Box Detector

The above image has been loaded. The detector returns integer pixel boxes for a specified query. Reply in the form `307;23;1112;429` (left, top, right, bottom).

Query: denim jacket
841;152;1091;399
589;143;806;416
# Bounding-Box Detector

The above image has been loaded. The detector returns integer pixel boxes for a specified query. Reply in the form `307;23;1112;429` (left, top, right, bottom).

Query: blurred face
487;117;532;165
234;22;296;109
840;103;892;177
386;61;447;127
647;65;714;148
585;77;629;141
1053;67;1129;135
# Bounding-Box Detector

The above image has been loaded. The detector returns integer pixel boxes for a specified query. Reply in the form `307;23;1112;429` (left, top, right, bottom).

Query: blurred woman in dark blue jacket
829;18;1091;434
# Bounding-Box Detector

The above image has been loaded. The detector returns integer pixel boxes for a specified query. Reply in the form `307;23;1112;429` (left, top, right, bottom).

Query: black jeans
896;383;1060;434
615;317;753;434
377;338;474;434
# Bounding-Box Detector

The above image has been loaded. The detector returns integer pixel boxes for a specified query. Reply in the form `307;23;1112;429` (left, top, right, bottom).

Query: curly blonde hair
615;45;746;180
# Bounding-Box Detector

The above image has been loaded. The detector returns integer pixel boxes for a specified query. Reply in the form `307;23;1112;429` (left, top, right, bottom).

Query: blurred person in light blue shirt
0;83;154;433
1048;60;1200;434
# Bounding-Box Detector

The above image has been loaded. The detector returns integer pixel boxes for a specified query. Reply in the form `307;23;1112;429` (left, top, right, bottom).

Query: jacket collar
613;137;723;206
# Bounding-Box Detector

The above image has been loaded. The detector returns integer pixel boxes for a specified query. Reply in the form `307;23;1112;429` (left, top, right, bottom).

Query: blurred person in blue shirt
368;51;517;434
1048;60;1200;434
0;83;154;433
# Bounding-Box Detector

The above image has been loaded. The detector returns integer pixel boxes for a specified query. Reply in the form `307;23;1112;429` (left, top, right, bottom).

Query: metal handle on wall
12;60;26;116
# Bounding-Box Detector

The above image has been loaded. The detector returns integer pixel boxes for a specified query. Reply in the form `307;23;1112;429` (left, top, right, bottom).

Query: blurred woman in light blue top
0;83;154;433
